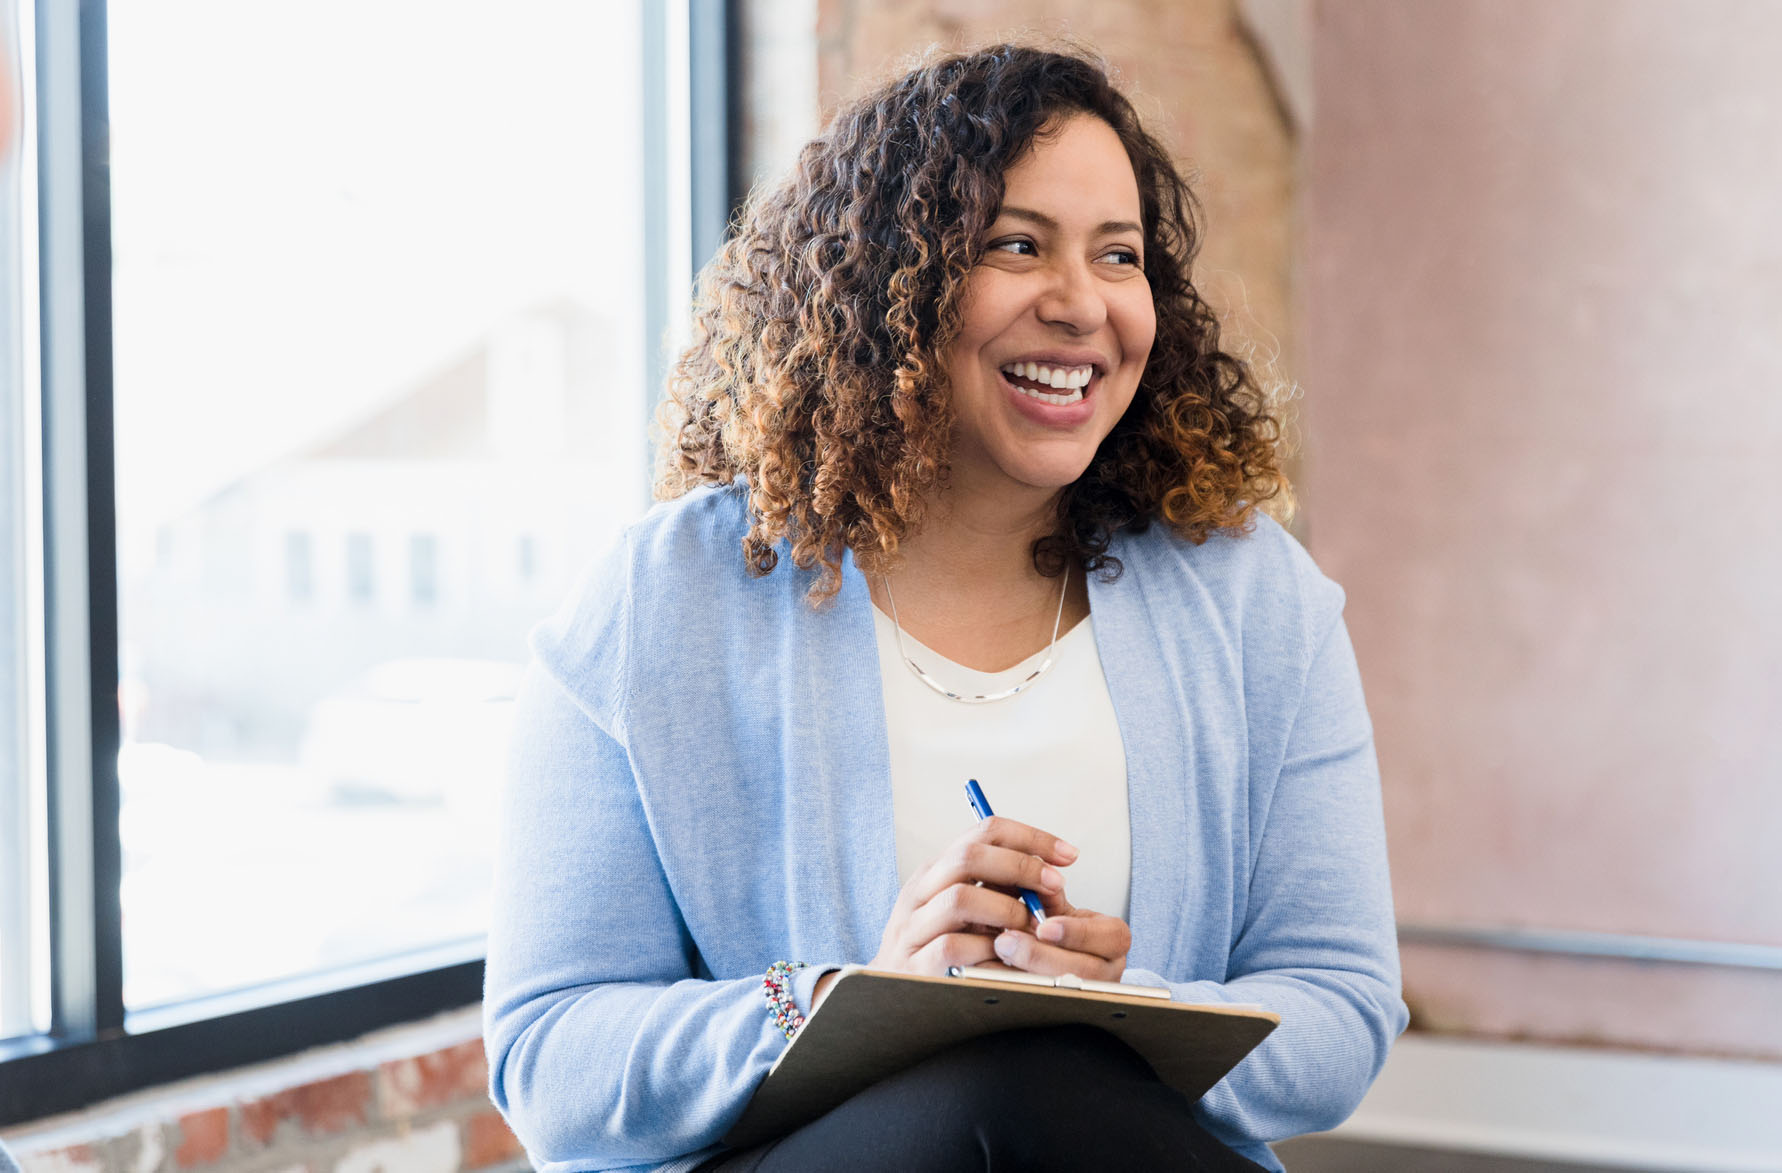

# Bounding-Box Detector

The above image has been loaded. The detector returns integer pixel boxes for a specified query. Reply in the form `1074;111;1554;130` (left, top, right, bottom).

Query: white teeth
1012;384;1085;406
999;362;1096;391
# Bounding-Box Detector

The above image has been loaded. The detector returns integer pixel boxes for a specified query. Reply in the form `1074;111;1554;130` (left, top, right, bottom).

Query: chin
1002;455;1099;493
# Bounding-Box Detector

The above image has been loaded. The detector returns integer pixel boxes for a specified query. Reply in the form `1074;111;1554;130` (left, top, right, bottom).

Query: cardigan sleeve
481;657;824;1169
1123;604;1408;1149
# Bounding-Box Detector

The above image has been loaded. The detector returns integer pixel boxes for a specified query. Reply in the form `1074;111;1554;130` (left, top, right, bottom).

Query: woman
485;44;1406;1173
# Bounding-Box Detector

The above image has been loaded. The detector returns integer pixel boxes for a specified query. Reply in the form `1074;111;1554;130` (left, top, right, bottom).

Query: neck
897;477;1061;594
870;473;1086;673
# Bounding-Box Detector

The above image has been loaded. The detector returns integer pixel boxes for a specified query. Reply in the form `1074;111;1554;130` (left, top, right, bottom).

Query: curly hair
656;43;1290;602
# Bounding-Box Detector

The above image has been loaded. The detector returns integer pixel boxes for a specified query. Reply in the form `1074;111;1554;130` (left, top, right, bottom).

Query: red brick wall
3;1036;523;1173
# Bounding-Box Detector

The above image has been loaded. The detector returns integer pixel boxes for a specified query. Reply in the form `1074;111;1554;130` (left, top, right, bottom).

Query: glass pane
108;0;650;1009
1;0;38;1041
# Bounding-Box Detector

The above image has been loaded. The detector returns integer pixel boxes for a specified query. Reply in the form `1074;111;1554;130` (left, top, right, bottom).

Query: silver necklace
880;573;1069;704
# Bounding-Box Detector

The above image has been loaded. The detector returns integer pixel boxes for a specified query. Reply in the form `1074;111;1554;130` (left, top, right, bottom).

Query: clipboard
723;965;1279;1149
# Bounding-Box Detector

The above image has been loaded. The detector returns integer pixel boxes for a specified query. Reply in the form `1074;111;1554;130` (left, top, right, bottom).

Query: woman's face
940;113;1156;501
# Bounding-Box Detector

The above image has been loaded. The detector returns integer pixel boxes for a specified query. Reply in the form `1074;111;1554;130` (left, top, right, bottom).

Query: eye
988;237;1037;257
1101;246;1143;268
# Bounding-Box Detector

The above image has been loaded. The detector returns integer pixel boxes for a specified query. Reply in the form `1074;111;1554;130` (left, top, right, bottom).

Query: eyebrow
998;205;1143;237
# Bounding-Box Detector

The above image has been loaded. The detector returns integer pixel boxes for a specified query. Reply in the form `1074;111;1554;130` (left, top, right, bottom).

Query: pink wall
1304;0;1782;1056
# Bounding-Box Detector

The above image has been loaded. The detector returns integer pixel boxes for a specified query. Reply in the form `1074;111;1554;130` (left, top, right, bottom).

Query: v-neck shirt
871;606;1132;922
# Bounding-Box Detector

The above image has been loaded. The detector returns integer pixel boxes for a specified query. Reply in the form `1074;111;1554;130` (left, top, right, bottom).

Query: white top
872;606;1131;921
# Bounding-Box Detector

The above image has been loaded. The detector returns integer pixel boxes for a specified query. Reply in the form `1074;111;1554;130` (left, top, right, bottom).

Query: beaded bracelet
761;960;808;1040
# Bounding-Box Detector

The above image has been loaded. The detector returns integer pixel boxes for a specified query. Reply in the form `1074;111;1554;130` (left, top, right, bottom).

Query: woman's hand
867;815;1078;976
991;901;1131;984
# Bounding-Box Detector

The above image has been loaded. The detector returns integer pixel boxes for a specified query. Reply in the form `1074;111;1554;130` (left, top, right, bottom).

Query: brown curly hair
656;43;1290;602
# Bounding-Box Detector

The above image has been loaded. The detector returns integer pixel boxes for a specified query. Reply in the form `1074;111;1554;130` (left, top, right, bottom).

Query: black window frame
0;0;741;1124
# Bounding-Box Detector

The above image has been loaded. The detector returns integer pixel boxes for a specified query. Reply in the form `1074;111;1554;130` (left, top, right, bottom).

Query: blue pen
963;778;1047;925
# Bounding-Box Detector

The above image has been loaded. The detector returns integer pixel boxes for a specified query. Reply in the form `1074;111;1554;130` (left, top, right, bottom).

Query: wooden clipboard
723;966;1279;1148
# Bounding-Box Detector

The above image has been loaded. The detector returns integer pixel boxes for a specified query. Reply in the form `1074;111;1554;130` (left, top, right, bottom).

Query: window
284;531;312;603
1;0;45;1049
1;0;737;1121
409;534;437;607
345;532;376;604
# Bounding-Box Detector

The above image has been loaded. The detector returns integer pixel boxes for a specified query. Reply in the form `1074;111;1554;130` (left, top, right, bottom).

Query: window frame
0;0;740;1124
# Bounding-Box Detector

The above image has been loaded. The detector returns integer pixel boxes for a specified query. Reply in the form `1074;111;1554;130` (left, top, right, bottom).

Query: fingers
992;931;1126;981
974;815;1079;868
908;817;1076;909
910;931;1002;974
1034;884;1073;918
875;818;1088;979
899;882;1035;950
1034;910;1132;960
991;912;1132;981
912;843;1063;909
977;879;1068;921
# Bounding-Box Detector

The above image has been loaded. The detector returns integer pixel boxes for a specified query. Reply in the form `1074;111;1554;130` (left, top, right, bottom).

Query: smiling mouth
998;361;1094;406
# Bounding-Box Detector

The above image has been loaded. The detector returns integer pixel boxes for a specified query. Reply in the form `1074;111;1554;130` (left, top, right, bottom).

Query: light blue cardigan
484;484;1407;1173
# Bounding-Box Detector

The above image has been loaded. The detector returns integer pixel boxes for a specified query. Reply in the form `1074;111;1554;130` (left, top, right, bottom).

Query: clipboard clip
945;965;1173;999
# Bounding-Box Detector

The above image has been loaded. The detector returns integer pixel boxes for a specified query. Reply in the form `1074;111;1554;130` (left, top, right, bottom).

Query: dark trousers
696;1025;1270;1172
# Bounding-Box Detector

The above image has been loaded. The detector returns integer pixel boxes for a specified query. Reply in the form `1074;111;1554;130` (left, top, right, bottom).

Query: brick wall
1;1014;523;1173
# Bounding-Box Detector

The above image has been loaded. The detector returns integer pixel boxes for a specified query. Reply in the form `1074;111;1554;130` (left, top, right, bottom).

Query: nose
1034;258;1108;335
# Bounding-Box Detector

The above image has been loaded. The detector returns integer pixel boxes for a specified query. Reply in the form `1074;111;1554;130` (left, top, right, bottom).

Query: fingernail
1056;840;1080;862
1038;920;1064;942
994;932;1017;960
1039;865;1065;891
